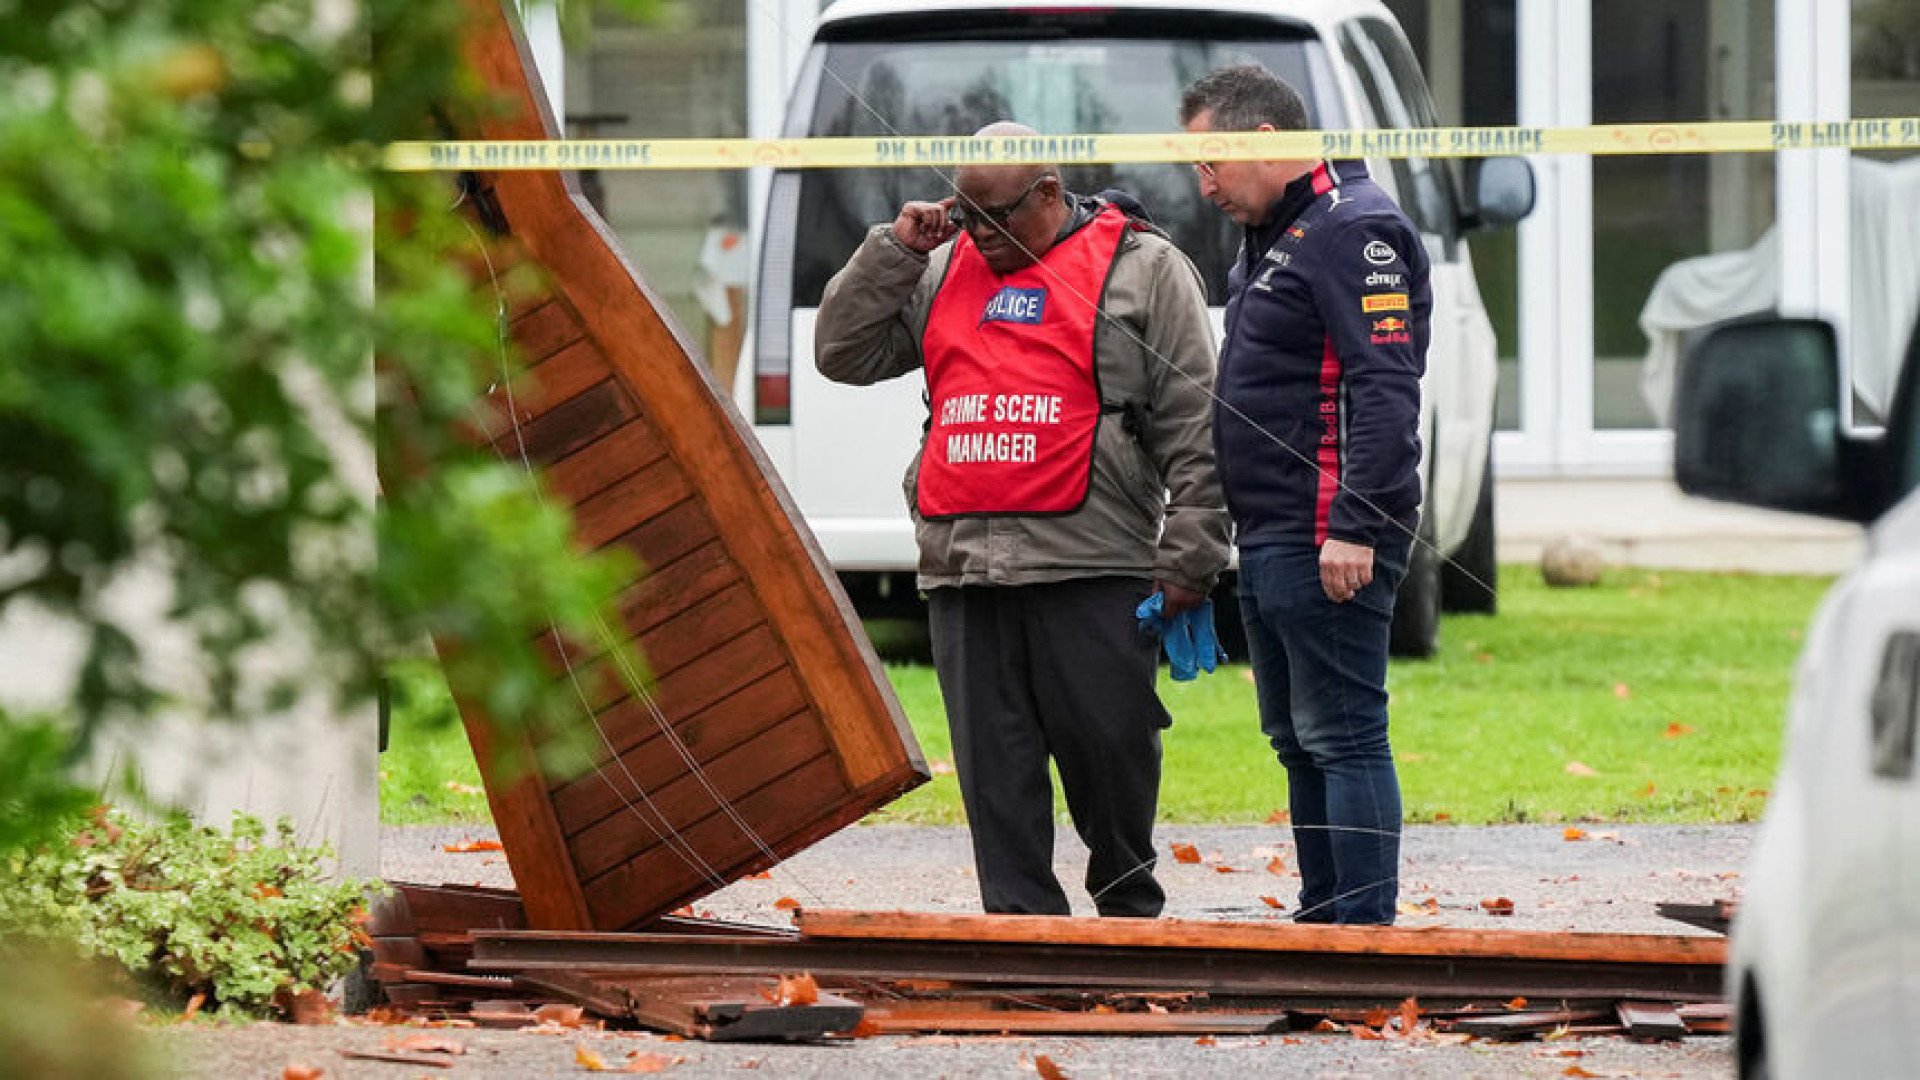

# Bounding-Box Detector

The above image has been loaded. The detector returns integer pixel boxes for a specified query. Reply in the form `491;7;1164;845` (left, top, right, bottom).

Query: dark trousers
1237;537;1410;925
927;577;1169;917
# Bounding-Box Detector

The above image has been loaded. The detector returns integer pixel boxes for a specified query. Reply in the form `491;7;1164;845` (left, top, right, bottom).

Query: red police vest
916;205;1128;519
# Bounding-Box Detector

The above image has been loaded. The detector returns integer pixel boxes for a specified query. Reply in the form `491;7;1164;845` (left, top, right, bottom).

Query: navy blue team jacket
1215;159;1431;550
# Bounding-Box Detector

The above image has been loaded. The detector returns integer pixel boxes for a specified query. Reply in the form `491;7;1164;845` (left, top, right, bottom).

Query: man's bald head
951;121;1067;275
956;122;1057;190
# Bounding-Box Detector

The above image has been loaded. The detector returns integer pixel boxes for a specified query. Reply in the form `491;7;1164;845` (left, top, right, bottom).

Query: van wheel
1390;517;1441;659
1441;444;1497;614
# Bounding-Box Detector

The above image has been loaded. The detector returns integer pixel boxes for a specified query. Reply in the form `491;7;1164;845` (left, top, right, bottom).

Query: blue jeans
1238;537;1410;924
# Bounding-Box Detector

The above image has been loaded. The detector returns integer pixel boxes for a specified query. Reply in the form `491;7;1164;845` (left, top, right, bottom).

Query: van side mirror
1673;318;1863;519
1463;156;1534;230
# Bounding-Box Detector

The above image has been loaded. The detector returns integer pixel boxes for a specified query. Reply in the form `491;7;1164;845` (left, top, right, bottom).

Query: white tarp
1639;155;1920;425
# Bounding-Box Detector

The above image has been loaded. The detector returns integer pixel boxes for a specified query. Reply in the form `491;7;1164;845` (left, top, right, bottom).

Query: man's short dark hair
1179;65;1311;131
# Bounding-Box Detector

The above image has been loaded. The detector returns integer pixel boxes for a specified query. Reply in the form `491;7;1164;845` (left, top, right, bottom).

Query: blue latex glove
1135;592;1227;681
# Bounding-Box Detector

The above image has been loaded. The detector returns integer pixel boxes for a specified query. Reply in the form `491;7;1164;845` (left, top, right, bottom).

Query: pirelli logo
1361;293;1410;313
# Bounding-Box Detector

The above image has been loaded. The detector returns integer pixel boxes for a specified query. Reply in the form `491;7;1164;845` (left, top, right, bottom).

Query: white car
1674;310;1920;1079
737;0;1533;656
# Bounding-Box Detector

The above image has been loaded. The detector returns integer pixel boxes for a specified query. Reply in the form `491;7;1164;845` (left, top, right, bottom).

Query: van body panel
746;0;1511;619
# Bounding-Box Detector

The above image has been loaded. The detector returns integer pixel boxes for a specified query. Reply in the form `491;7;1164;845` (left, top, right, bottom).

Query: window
1338;18;1461;256
784;15;1326;307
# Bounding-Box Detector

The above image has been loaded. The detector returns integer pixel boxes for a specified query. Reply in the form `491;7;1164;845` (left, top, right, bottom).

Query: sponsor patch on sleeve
1361;292;1410;313
1362;239;1399;265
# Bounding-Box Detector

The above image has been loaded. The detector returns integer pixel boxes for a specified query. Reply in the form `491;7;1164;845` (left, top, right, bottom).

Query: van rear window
786;19;1326;308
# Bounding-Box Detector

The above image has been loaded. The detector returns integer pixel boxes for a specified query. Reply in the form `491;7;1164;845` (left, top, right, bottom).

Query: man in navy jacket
1181;65;1430;924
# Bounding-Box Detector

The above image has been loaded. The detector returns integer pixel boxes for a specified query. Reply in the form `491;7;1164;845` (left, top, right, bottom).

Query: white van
738;0;1534;656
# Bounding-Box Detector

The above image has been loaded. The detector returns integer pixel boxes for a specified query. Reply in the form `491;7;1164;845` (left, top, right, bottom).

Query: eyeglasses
1192;161;1219;181
947;174;1054;233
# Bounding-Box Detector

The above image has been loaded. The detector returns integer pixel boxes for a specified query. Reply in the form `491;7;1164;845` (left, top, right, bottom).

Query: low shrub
0;808;376;1017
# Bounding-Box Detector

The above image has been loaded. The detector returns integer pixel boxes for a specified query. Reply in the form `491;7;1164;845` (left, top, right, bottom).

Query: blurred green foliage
0;0;655;853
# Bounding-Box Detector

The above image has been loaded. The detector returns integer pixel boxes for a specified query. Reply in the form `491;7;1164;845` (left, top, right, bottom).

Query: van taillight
753;171;799;426
755;373;791;424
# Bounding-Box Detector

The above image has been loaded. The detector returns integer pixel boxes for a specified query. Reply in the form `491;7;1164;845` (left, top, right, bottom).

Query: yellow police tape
386;118;1920;171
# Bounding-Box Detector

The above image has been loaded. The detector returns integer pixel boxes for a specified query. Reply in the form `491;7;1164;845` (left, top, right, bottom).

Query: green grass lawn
382;566;1831;827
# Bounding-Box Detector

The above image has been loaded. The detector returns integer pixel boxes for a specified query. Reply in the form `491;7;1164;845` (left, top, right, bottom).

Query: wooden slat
605;498;719;576
583;754;850;929
511;297;586;365
567;710;830;882
572;620;787;724
541;418;670;506
517;337;608;419
614;540;741;639
549;668;810;830
393;883;530;933
569;456;693;551
862;1005;1288;1036
500;378;637;467
793;911;1731;967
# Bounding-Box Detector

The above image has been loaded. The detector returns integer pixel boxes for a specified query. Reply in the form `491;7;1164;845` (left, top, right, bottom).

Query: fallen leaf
669;905;694;917
576;1044;611;1071
1034;1053;1069;1079
1564;761;1599;778
849;1018;883;1038
180;992;206;1023
1555;1049;1588;1058
1362;1007;1390;1028
618;1051;683;1073
1194;1035;1217;1046
1748;789;1769;798
533;1004;586;1028
763;973;819;1007
1480;897;1515;916
282;1067;323;1080
1350;1024;1386;1041
1663;722;1695;738
1398;997;1421;1035
442;838;504;853
1265;808;1291;824
1507;997;1529;1010
1563;827;1588;842
1212;865;1238;874
1260;896;1286;909
1612;683;1631;700
1431;811;1453;822
1312;1018;1343;1033
1562;1068;1601;1078
1266;856;1286;875
1170;842;1202;864
386;1033;466;1055
772;897;801;911
444;780;484;796
745;871;772;880
1475;651;1494;663
1636;782;1657;798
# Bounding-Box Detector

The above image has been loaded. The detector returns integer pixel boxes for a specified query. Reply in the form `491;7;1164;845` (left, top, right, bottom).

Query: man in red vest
817;122;1228;917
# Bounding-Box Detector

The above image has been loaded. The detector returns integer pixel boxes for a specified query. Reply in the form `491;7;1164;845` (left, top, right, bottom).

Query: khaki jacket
815;200;1230;594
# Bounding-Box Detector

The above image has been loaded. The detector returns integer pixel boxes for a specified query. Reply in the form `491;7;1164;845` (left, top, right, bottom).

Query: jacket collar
1247;159;1369;254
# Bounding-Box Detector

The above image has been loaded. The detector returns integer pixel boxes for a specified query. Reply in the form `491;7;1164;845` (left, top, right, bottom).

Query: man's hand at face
1319;539;1375;603
892;197;958;253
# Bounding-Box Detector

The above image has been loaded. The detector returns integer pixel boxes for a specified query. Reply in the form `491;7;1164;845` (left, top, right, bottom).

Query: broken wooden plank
1616;1000;1690;1040
466;929;1725;1003
1443;1007;1612;1039
1656;900;1736;935
862;1005;1287;1037
432;0;926;933
795;910;1728;966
